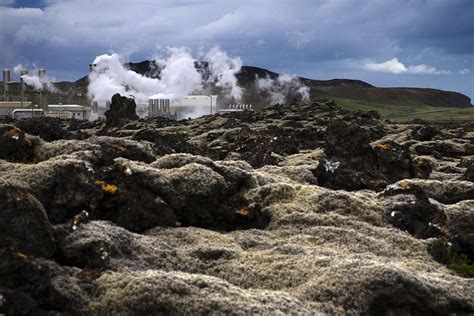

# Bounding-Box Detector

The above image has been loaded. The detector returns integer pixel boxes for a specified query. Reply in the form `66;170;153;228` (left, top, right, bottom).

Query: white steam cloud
363;58;452;75
13;64;59;93
205;47;243;100
87;46;243;107
256;74;310;104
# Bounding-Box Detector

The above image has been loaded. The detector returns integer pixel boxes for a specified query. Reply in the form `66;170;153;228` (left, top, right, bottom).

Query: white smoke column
87;46;245;117
14;64;60;93
256;73;310;104
205;47;243;100
151;47;202;100
88;53;161;103
88;49;203;105
13;64;24;74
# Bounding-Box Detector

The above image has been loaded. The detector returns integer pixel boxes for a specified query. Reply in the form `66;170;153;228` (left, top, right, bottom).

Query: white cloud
363;58;452;75
286;31;314;49
0;0;471;99
364;58;407;74
459;68;470;75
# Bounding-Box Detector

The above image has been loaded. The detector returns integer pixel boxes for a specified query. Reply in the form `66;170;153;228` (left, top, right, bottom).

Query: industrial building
218;104;253;113
0;101;34;118
0;68;91;120
148;95;218;120
47;104;91;120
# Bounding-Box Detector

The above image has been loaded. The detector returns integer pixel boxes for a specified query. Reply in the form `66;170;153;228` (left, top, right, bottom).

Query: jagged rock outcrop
1;99;473;314
104;93;139;126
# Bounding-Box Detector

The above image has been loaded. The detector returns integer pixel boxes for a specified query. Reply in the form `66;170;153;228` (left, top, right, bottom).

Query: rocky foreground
0;98;473;315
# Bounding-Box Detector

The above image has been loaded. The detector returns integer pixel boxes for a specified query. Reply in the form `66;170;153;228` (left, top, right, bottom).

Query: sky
1;0;473;99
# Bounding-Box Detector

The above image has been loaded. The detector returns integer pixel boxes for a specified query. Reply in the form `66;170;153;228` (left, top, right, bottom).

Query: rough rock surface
104;93;139;126
1;98;473;314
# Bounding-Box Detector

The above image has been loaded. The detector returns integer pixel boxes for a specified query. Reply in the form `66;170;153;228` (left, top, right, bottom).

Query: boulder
105;94;139;126
0;125;40;163
0;180;56;258
315;120;415;191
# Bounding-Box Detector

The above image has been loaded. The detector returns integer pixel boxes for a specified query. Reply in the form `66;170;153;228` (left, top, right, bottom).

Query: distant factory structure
218;104;254;113
148;95;218;120
0;68;91;120
147;96;253;120
2;63;253;121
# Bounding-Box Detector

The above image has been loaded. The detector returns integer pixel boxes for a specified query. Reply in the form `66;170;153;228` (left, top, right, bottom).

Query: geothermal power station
0;66;252;121
0;68;91;120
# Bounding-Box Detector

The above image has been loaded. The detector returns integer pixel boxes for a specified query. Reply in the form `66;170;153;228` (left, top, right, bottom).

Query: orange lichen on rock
399;181;410;190
238;207;250;217
95;180;118;193
374;143;391;150
112;145;127;153
367;179;386;186
80;270;94;282
15;252;29;263
3;128;20;138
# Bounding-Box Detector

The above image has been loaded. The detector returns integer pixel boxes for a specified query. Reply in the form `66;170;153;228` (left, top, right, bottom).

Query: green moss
428;237;474;278
463;126;474;133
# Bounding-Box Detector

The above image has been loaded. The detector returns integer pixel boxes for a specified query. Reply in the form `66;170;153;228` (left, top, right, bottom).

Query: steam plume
14;64;60;93
256;74;310;104
87;47;244;108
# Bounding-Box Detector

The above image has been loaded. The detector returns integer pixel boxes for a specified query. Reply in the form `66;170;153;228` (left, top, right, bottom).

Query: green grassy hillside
309;86;474;121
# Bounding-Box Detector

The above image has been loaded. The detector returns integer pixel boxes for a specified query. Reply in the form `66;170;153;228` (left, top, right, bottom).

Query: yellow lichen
374;143;391;150
95;180;118;193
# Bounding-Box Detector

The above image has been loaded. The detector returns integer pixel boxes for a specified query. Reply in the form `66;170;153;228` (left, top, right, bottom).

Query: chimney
38;68;46;80
20;69;28;107
38;69;48;111
3;69;11;101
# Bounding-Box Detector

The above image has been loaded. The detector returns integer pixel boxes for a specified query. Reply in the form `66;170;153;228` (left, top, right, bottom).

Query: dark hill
65;60;472;109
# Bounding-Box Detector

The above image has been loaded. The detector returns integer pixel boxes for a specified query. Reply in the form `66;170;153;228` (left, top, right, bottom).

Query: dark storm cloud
0;0;472;98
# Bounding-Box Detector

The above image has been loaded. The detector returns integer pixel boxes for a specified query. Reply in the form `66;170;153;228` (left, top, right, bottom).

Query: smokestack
3;69;11;101
3;69;11;82
38;69;48;111
38;69;46;79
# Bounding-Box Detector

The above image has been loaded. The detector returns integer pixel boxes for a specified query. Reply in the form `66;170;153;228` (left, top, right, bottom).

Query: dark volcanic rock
383;185;446;239
0;100;473;314
132;129;197;156
0;180;56;258
8;117;85;141
315;120;415;191
412;125;439;141
0;124;40;162
463;162;474;182
105;93;139;126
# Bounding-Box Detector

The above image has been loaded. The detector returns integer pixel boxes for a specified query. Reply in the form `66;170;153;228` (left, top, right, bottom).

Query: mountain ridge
57;60;472;110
